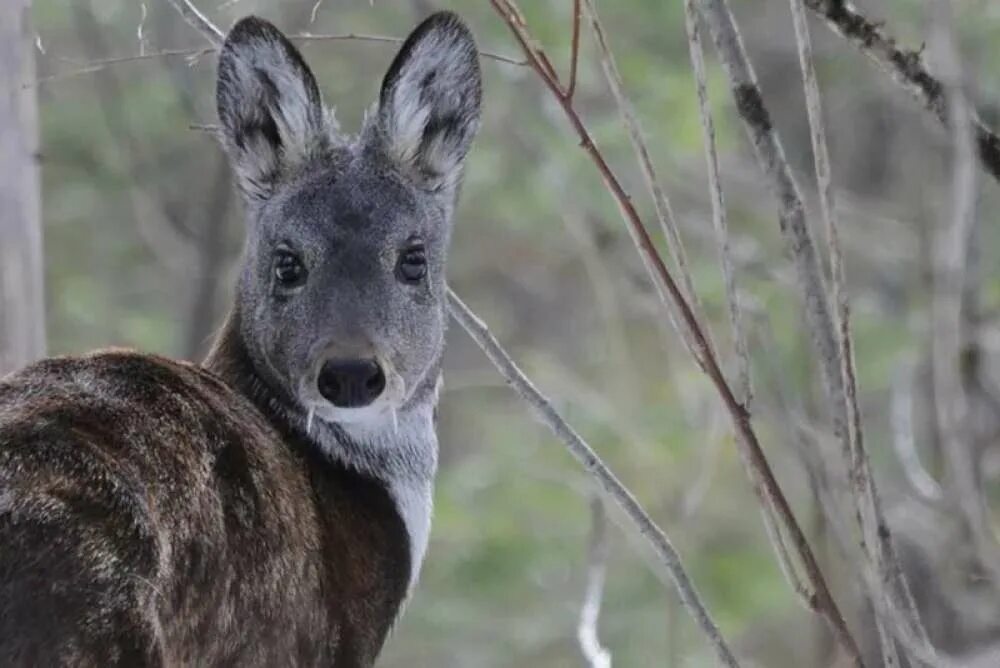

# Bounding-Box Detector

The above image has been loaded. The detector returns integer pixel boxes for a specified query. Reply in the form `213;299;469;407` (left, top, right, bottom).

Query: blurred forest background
6;0;1000;665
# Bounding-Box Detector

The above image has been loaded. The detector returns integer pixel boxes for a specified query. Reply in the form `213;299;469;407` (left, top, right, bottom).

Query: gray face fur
216;13;481;428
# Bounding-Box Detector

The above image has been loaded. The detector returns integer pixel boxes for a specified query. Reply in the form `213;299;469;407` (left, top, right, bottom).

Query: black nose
317;358;386;408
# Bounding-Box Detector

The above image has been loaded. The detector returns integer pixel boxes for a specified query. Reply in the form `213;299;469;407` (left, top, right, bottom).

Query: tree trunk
0;0;45;376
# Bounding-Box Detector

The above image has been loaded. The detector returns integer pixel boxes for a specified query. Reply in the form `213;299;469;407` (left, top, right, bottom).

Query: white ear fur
216;17;330;200
375;12;482;191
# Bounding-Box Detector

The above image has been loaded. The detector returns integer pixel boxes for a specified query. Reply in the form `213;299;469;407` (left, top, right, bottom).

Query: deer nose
317;358;386;408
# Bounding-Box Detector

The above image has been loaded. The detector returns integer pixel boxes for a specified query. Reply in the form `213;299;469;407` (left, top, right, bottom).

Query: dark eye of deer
397;245;427;283
274;250;307;289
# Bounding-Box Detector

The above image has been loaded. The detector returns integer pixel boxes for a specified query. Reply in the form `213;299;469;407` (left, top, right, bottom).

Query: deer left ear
217;16;329;201
375;12;482;191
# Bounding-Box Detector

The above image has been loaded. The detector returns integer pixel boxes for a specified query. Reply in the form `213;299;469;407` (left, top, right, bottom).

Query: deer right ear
216;17;328;201
373;12;482;192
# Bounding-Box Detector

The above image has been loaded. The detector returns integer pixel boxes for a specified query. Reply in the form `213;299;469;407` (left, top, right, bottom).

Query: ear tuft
217;16;328;200
375;12;482;191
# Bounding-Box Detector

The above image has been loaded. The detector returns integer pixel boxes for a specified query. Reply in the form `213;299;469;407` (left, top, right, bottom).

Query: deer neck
203;309;439;593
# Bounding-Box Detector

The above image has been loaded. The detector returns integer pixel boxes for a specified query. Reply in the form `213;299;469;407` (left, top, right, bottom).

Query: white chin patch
310;400;394;428
298;365;406;435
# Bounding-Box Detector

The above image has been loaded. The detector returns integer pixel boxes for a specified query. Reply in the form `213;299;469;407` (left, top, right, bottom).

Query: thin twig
789;1;932;664
294;33;527;66
309;0;325;25
696;0;843;448
490;1;861;662
163;0;223;45
801;0;1000;185
690;3;873;661
803;428;956;668
682;0;750;404
28;33;525;88
581;0;714;364
928;0;1000;590
492;0;712;371
137;3;149;57
779;398;952;668
680;417;723;519
743;451;815;610
31;48;214;87
891;361;943;503
700;0;931;660
761;320;950;667
566;0;581;100
578;496;612;668
448;290;740;668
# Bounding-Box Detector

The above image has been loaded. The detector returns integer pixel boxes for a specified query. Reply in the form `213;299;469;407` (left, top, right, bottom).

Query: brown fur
0;317;409;666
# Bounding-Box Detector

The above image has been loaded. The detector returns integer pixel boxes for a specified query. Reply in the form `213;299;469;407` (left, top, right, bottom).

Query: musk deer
0;11;481;666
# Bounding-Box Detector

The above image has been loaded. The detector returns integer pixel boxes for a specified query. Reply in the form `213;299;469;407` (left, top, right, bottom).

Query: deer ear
217;16;328;201
375;12;482;191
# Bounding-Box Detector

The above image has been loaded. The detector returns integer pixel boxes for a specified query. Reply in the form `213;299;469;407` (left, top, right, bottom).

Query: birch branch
696;0;843;445
578;496;612;668
682;0;750;405
788;1;933;663
682;3;813;609
677;11;813;611
801;0;1000;185
448;290;740;668
891;361;943;503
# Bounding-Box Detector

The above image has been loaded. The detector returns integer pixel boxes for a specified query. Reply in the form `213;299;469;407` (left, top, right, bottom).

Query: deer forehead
255;158;446;244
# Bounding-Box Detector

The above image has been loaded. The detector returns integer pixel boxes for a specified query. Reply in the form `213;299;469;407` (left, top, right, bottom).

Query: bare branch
789;1;934;663
28;34;525;89
682;0;750;403
891;361;943;503
566;0;581;100
163;0;223;46
801;0;1000;184
294;33;527;66
490;1;860;661
578;496;612;668
309;0;325;26
928;0;1000;590
137;3;149;57
31;48;214;87
492;0;711;371
806;433;956;668
695;0;933;659
747;465;815;610
448;290;740;668
581;0;714;365
696;0;843;445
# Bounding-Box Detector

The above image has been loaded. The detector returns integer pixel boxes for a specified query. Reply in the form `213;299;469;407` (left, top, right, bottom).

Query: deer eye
397;244;427;284
274;249;307;289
